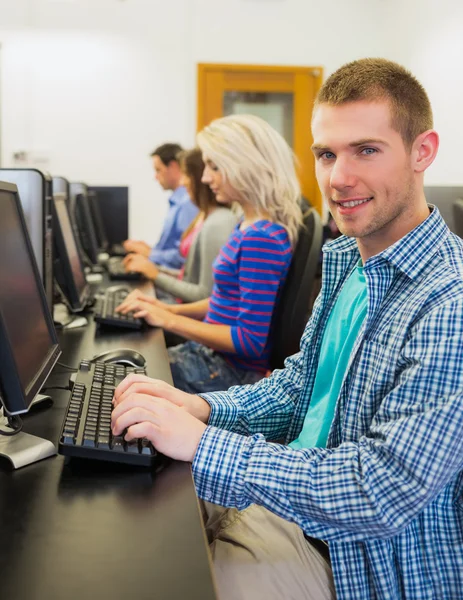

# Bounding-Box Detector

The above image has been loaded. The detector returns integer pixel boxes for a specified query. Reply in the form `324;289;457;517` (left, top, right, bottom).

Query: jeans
168;341;263;393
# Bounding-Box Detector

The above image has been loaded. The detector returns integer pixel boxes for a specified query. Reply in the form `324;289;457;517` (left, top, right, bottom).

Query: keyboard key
111;437;125;452
97;437;110;449
126;440;140;454
141;439;155;455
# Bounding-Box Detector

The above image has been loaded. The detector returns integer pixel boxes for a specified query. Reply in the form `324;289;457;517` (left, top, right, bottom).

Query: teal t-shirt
290;261;367;449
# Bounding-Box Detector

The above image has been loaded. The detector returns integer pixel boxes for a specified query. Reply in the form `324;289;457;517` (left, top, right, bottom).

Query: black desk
0;280;217;600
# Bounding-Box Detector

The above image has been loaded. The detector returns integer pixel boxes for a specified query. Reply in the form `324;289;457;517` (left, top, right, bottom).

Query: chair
268;208;323;371
452;198;463;239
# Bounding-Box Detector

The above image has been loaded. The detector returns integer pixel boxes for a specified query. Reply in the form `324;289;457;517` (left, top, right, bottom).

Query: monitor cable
56;362;78;372
40;385;71;393
0;414;23;437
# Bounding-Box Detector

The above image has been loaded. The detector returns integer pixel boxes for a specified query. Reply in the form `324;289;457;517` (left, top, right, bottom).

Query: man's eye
361;148;377;155
319;152;335;160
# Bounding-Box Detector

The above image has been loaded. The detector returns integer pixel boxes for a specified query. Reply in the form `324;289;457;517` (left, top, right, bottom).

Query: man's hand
113;374;211;423
122;254;159;279
112;394;207;462
123;240;151;257
111;374;212;462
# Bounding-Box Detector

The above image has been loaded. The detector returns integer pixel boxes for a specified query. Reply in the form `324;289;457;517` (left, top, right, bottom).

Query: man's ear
412;129;439;173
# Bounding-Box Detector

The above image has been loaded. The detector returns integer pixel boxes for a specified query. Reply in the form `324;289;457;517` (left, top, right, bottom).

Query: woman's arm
121;299;236;353
116;290;210;321
154;210;237;303
168;297;210;320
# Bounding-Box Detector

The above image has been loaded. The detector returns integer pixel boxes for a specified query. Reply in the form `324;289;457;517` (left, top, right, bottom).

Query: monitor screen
0;169;54;312
88;186;129;245
52;193;89;312
0;183;60;415
88;190;109;251
70;182;100;265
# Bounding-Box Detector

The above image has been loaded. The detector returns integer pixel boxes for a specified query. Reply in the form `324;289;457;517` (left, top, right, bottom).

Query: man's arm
112;325;309;445
193;300;463;543
149;245;184;270
123;240;151;256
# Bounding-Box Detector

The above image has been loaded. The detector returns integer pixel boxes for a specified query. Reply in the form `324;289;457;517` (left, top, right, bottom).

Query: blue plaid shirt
192;207;463;599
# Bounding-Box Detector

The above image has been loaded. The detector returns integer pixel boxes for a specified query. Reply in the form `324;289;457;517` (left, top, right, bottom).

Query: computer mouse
91;348;146;368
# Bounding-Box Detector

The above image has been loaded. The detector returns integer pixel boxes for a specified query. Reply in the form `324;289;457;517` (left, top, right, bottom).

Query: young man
123;142;198;270
112;59;463;599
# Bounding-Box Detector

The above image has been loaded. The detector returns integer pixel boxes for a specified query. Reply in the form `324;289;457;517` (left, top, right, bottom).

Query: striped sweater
205;220;292;372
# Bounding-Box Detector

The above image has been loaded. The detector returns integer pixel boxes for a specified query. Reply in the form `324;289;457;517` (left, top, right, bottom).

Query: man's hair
315;58;433;148
150;143;183;166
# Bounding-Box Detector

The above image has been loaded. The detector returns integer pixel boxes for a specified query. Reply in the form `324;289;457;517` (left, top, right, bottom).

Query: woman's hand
118;297;176;328
122;254;159;279
115;289;171;313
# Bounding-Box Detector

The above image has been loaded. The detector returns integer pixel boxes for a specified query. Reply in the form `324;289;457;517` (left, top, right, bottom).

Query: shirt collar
323;206;450;281
168;186;188;207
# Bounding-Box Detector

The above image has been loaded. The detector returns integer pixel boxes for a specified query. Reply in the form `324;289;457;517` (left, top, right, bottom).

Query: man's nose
329;157;357;190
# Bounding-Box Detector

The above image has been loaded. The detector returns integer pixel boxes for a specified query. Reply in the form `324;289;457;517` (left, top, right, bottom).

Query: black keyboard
107;258;142;281
110;243;127;257
94;287;143;330
59;360;159;466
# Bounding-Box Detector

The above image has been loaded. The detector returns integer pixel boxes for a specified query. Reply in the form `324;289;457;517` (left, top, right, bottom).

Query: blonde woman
123;148;237;303
117;114;303;392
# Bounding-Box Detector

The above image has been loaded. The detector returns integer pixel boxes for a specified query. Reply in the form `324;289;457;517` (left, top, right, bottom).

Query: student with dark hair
123;142;198;269
124;148;238;303
112;59;463;599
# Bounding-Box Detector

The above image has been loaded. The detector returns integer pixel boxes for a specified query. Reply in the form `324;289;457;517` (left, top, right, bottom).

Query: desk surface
0;279;217;600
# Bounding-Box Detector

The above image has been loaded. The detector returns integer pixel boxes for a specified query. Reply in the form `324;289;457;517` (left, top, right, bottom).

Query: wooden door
197;63;323;214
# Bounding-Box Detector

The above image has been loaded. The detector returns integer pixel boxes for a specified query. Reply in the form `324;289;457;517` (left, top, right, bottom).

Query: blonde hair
197;114;302;247
316;58;433;149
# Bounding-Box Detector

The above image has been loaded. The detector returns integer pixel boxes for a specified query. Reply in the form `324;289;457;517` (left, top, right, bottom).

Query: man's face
312;100;419;253
152;155;174;190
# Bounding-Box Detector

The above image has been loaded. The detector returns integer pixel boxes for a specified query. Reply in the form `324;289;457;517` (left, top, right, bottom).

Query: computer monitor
52;175;70;201
0;169;54;312
52;193;90;312
0;182;61;417
88;190;109;252
424;186;463;234
70;182;100;265
88;186;129;248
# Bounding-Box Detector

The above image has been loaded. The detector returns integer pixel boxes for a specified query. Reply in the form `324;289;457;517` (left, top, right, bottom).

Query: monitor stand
0;401;57;469
53;302;88;330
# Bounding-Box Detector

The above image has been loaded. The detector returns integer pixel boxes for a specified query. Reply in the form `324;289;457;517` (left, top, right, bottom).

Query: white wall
389;0;463;185
0;0;461;241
